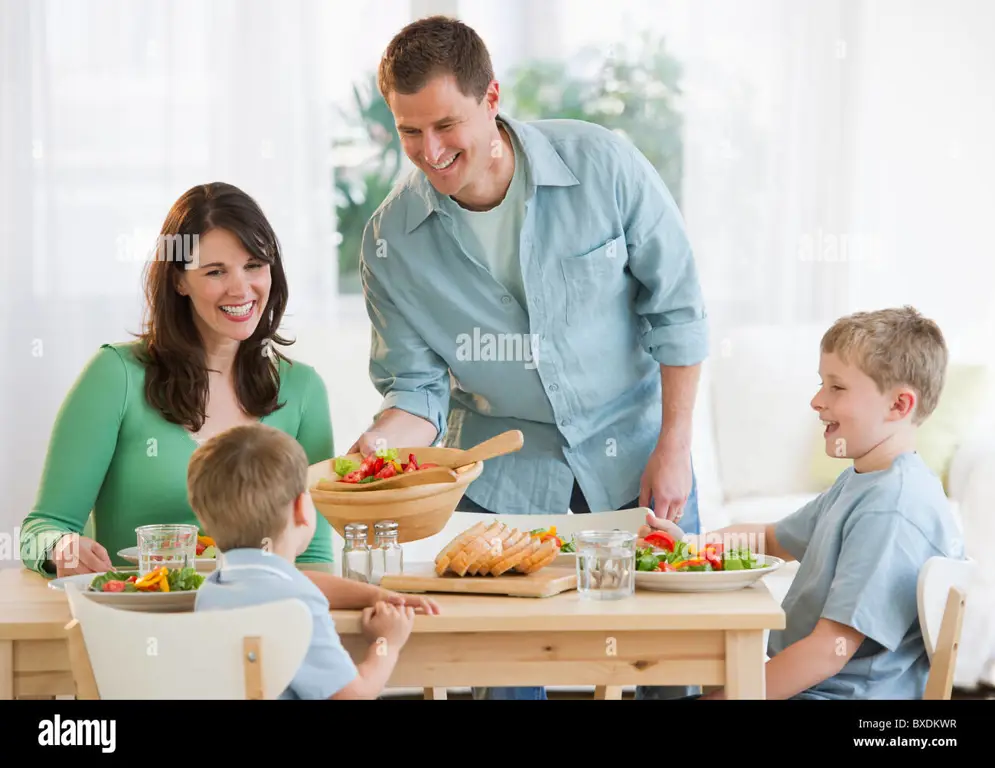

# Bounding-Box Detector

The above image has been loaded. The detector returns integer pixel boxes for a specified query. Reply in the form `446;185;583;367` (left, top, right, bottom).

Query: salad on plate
635;530;767;573
89;566;205;593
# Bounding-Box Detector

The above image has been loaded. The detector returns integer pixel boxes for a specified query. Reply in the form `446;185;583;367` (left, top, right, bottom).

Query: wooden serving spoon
315;465;459;493
440;429;525;471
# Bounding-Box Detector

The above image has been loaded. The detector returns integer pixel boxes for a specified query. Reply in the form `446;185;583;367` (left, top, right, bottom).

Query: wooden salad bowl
306;446;486;545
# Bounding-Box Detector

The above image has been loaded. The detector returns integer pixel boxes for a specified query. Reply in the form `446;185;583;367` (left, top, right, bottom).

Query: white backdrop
3;0;995;570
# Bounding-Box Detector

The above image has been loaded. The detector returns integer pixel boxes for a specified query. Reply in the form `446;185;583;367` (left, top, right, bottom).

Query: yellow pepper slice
197;535;215;547
135;566;167;590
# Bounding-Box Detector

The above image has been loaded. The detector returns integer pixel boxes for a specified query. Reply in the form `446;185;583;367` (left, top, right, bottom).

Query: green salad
89;566;205;593
635;534;768;573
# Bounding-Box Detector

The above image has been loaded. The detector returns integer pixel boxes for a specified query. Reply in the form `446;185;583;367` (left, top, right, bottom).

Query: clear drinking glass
575;530;636;600
135;524;198;576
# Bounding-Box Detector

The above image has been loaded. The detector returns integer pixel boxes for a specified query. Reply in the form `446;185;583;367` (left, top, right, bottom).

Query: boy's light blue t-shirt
771;451;964;700
194;548;358;700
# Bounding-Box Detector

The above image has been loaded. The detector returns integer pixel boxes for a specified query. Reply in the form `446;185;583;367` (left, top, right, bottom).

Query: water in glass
575;530;636;600
135;524;198;576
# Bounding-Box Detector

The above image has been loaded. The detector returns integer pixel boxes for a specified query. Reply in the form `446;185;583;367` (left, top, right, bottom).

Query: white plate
633;555;785;592
117;547;217;572
48;571;201;612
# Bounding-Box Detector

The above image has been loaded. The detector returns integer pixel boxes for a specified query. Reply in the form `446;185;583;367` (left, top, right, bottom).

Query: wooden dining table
1;564;785;700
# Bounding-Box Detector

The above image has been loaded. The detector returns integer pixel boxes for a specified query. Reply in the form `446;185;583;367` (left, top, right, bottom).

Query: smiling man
348;16;709;701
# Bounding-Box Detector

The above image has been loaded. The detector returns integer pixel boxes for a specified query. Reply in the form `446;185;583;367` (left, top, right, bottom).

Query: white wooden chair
406;507;655;700
63;583;312;699
917;555;975;700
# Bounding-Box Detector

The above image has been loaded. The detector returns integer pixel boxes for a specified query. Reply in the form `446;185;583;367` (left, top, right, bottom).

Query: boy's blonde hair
821;305;948;424
187;423;309;551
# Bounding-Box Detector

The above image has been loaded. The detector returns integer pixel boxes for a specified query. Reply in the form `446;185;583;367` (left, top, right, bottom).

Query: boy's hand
361;601;415;652
638;514;686;542
382;590;441;615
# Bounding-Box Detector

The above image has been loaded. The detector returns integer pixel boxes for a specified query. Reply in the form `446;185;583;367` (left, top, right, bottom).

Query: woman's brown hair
133;182;293;432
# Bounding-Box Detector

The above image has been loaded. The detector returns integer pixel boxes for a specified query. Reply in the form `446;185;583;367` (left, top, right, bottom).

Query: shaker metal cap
344;523;369;537
374;520;399;531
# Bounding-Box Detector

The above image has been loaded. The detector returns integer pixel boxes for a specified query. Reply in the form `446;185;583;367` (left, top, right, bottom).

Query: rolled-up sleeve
360;224;451;440
618;142;709;367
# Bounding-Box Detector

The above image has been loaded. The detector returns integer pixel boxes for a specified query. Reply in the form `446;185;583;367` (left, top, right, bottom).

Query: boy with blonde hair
188;423;415;700
643;306;965;699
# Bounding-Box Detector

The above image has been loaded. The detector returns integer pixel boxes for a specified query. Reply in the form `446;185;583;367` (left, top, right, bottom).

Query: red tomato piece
375;463;397;479
102;580;126;592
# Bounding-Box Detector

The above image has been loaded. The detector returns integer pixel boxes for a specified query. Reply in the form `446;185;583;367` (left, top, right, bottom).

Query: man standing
349;16;709;701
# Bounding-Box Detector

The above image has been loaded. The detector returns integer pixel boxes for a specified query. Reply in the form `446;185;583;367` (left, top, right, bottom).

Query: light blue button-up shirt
359;113;708;515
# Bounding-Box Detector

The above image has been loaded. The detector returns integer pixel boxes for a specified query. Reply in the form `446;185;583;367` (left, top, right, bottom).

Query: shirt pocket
559;234;628;326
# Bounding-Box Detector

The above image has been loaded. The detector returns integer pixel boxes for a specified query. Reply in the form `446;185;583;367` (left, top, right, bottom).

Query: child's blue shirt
770;451;964;699
194;548;358;699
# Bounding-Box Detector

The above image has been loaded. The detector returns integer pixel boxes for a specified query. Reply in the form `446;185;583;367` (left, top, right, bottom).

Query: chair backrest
64;584;313;699
923;586;967;700
917;555;976;659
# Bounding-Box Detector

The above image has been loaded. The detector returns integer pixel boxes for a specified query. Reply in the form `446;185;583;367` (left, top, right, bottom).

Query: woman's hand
51;533;113;577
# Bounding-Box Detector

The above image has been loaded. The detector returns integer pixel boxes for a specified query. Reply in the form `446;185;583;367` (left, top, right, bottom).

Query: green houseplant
333;32;684;292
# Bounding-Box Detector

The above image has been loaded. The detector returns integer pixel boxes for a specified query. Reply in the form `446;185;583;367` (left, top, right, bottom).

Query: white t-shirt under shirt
449;122;528;309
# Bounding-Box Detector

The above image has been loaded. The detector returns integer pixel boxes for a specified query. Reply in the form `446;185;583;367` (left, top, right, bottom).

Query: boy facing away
187;423;415;700
643;306;965;699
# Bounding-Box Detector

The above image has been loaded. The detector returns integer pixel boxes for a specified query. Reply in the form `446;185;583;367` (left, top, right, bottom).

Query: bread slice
435;521;487;576
467;524;516;575
490;532;539;576
463;523;507;575
516;538;561;574
450;522;506;576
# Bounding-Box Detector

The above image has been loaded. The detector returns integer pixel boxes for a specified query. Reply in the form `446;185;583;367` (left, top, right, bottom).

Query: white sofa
689;323;995;691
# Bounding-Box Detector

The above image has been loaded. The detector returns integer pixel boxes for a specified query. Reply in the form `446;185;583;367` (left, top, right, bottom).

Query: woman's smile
219;299;256;323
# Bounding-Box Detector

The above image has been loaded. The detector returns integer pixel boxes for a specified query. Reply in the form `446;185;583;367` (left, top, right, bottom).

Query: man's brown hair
821;305;948;424
187;424;308;551
378;15;494;102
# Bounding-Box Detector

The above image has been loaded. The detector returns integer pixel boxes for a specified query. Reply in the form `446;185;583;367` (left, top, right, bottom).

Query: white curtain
0;0;339;563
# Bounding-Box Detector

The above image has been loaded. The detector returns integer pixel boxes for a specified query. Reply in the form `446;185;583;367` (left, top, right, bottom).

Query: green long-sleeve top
20;341;336;576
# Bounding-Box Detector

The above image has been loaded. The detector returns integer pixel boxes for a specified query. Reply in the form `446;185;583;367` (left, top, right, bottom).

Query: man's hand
52;533;113;577
348;430;389;457
347;409;439;456
382;590;441;615
639;438;693;523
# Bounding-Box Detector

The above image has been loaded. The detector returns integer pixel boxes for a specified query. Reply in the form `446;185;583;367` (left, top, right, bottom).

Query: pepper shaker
372;520;404;584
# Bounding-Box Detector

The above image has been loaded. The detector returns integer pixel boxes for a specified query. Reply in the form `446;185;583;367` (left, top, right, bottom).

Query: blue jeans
463;466;701;701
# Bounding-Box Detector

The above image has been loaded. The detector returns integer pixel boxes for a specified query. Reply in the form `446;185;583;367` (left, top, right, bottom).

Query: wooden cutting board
379;563;577;598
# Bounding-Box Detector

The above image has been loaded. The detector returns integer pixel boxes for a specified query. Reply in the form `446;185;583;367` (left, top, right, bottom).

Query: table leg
594;686;623;699
0;641;12;700
423;687;448;700
724;630;766;699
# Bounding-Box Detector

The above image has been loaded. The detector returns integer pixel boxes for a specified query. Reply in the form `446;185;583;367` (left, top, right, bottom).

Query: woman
20;182;335;577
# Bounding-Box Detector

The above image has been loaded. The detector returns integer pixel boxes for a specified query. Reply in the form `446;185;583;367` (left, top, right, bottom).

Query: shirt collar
213;547;299;574
403;111;580;234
